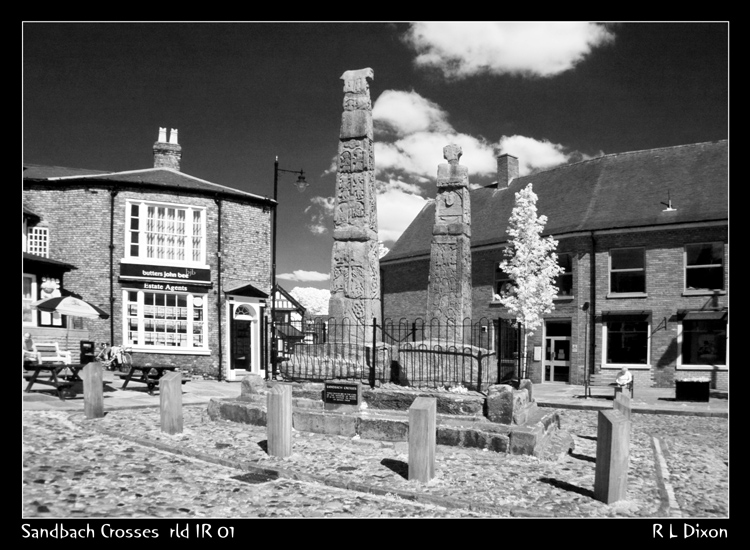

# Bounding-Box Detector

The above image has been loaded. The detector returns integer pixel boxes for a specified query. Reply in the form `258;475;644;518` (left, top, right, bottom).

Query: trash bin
80;340;96;364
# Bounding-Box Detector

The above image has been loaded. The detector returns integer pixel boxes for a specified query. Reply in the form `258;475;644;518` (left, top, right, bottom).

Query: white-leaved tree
498;183;563;379
290;287;330;317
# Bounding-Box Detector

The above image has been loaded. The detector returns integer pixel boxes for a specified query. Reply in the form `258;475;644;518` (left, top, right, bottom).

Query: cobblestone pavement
22;405;728;519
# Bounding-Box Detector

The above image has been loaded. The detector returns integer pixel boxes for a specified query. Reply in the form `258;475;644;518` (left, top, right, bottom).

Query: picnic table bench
115;366;188;395
23;362;85;399
585;371;634;399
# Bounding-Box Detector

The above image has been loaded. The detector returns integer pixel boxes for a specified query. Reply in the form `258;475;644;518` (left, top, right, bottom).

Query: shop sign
120;263;211;284
125;281;211;294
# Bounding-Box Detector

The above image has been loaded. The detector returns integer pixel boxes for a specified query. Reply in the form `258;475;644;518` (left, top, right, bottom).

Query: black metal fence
274;317;528;392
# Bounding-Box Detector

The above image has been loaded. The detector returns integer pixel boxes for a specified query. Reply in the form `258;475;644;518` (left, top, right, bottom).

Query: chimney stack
496;153;518;187
153;127;181;171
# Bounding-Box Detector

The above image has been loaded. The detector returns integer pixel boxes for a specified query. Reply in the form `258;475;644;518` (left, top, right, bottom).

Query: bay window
124;290;207;351
126;201;206;265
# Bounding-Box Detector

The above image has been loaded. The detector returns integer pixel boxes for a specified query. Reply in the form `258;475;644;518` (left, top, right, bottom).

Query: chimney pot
153;128;182;171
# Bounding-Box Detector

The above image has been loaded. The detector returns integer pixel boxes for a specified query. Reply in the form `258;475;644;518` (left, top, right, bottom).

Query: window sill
488;301;504;307
682;290;726;297
553;295;575;302
601;364;651;371
676;364;727;371
129;347;211;356
606;292;648;299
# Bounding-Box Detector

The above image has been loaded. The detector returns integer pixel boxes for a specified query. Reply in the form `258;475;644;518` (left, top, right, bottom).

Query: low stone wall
278;342;392;382
397;340;496;392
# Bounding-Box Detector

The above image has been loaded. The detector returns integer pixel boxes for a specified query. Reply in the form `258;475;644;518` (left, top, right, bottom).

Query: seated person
23;332;38;364
615;366;633;388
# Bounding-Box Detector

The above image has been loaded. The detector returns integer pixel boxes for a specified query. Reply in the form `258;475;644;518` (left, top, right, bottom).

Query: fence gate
496;318;521;383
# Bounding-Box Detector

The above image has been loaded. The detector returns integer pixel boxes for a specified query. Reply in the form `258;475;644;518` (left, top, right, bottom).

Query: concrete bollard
267;384;293;457
83;361;104;419
408;396;437;483
159;371;183;434
594;409;631;504
613;391;632;422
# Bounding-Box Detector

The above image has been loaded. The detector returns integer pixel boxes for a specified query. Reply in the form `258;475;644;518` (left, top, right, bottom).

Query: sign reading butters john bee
324;380;362;411
120;263;211;285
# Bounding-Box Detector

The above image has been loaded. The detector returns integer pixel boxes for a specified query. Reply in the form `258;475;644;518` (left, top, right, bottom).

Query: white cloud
496;135;572;175
373;90;453;137
377;182;430;243
305;195;336;235
277;270;330;282
403;22;615;79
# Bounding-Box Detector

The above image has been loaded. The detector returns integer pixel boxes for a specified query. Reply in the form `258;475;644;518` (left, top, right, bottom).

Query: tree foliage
290;287;331;316
498;183;563;337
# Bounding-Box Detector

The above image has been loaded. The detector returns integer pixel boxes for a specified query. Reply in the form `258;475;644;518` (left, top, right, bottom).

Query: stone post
159;371;183;434
267;384;293;457
426;144;472;343
328;68;381;344
408;396;437;482
82;361;104;419
594;409;630;504
613;391;632;422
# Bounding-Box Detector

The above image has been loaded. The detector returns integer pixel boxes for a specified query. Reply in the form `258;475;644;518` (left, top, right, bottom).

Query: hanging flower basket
675;377;710;402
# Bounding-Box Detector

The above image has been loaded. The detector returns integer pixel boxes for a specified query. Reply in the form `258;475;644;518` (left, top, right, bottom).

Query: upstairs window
685;243;724;292
126;201;206;265
555;253;573;296
27;227;49;257
609;248;645;294
494;262;513;296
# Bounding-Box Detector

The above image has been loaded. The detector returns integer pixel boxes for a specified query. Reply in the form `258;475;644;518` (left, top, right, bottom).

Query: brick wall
23;183;271;378
381;225;728;390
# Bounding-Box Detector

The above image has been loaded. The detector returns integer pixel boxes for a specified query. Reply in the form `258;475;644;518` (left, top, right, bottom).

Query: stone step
207;397;569;458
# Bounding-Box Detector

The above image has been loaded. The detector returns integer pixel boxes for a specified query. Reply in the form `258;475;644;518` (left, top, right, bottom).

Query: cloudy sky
23;22;728;292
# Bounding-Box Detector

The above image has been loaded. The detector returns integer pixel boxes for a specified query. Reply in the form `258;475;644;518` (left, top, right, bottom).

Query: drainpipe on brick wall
589;231;597;378
214;197;223;382
109;189;119;346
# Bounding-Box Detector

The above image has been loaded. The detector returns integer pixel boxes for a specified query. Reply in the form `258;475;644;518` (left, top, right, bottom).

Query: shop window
126;201;205;264
555;253;573;296
682;319;727;365
685;243;724;292
124;290;207;350
605;320;649;365
609;248;645;294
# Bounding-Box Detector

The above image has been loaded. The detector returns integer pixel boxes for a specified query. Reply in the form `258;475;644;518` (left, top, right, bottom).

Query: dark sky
23;22;728;290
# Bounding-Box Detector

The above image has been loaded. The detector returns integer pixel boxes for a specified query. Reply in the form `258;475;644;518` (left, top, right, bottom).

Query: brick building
380;140;729;390
23;128;275;381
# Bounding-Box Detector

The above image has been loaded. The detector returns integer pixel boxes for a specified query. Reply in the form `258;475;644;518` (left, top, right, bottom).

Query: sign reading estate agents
324;382;360;405
120;263;211;285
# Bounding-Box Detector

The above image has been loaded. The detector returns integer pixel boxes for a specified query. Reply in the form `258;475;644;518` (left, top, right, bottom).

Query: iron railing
276;317;527;392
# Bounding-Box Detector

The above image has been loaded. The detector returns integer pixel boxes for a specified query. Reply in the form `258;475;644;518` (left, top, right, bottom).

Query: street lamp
269;156;308;379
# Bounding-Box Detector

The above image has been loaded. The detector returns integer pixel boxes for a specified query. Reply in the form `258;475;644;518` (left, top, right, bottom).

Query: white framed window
26;226;49;257
602;315;651;368
609;247;646;295
125;201;206;265
685;242;724;292
22;274;37;326
123;289;208;353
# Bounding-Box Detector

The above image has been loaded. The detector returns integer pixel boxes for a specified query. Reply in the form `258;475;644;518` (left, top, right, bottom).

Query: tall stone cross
426;144;472;341
328;68;382;342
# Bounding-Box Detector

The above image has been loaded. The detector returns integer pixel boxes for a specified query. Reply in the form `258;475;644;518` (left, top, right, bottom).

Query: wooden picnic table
23;362;87;399
116;365;185;395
